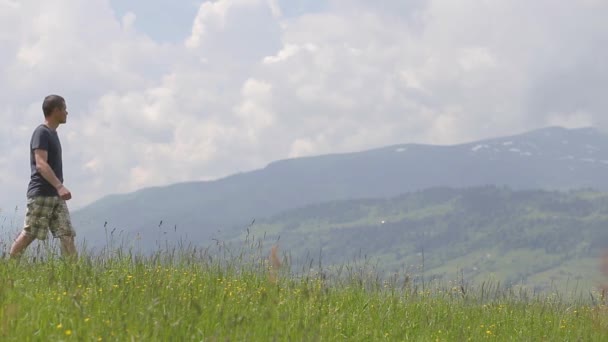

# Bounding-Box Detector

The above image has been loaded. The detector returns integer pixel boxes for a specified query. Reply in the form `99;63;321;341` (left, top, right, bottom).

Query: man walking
10;95;77;258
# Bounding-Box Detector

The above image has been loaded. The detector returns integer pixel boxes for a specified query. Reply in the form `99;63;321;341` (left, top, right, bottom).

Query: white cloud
121;11;137;30
546;111;594;129
186;0;281;62
235;79;275;137
459;47;497;72
263;44;318;64
267;0;282;18
1;0;607;213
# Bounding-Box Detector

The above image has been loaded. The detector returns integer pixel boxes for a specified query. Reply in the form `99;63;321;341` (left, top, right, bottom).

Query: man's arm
34;149;71;200
34;149;61;188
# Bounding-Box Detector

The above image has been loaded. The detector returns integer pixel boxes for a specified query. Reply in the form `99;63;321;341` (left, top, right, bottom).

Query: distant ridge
72;126;608;250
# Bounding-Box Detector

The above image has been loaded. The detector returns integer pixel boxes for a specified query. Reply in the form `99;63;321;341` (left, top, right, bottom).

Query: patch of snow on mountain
509;148;521;153
585;145;599;155
395;147;407;153
521;142;539;150
582;158;597;163
503;141;514;146
471;144;488;152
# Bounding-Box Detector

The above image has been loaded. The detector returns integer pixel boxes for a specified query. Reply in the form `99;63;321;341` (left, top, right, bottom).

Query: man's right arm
34;149;71;200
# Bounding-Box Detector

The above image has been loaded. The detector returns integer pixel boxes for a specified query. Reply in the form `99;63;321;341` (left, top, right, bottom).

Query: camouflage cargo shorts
23;196;76;240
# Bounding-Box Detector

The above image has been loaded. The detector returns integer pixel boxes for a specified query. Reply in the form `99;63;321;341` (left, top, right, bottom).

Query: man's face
53;102;68;124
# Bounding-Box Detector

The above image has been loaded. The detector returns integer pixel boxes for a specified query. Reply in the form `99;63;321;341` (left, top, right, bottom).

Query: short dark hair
42;95;65;117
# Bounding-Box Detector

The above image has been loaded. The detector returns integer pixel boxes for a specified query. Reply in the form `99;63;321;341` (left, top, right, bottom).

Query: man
10;94;77;259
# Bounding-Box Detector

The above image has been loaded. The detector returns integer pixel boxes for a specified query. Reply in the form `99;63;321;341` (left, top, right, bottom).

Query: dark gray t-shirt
27;124;63;198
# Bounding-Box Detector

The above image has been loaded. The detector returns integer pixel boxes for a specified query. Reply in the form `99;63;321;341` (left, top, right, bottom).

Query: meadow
0;231;608;341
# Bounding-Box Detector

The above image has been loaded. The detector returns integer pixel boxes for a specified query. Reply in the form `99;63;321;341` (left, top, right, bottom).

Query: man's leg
11;197;50;258
51;199;78;259
9;231;36;258
59;235;77;258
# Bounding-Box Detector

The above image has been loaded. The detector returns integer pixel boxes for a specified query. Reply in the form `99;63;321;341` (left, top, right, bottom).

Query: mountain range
72;126;608;257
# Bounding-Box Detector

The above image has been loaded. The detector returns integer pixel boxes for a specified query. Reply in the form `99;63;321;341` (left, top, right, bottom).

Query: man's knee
17;231;36;244
9;231;37;258
59;235;75;245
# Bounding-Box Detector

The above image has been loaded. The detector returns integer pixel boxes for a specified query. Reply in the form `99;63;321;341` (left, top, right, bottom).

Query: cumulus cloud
186;0;281;62
1;0;607;213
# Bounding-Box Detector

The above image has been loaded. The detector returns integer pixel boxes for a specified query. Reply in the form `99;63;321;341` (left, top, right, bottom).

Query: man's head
42;95;68;125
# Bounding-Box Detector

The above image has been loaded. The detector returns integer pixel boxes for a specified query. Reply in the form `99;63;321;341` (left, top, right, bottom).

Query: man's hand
57;184;72;201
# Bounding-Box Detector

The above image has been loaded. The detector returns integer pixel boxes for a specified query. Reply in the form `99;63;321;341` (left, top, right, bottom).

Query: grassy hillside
1;243;608;341
227;186;608;293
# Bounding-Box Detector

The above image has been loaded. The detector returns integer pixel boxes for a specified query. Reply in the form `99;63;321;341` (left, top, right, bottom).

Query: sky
0;0;607;215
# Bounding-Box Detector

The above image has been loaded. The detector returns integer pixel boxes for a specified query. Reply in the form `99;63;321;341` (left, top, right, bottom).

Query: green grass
1;238;608;341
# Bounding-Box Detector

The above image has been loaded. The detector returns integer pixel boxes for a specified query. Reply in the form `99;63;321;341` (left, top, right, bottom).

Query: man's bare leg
10;231;36;258
59;236;77;259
